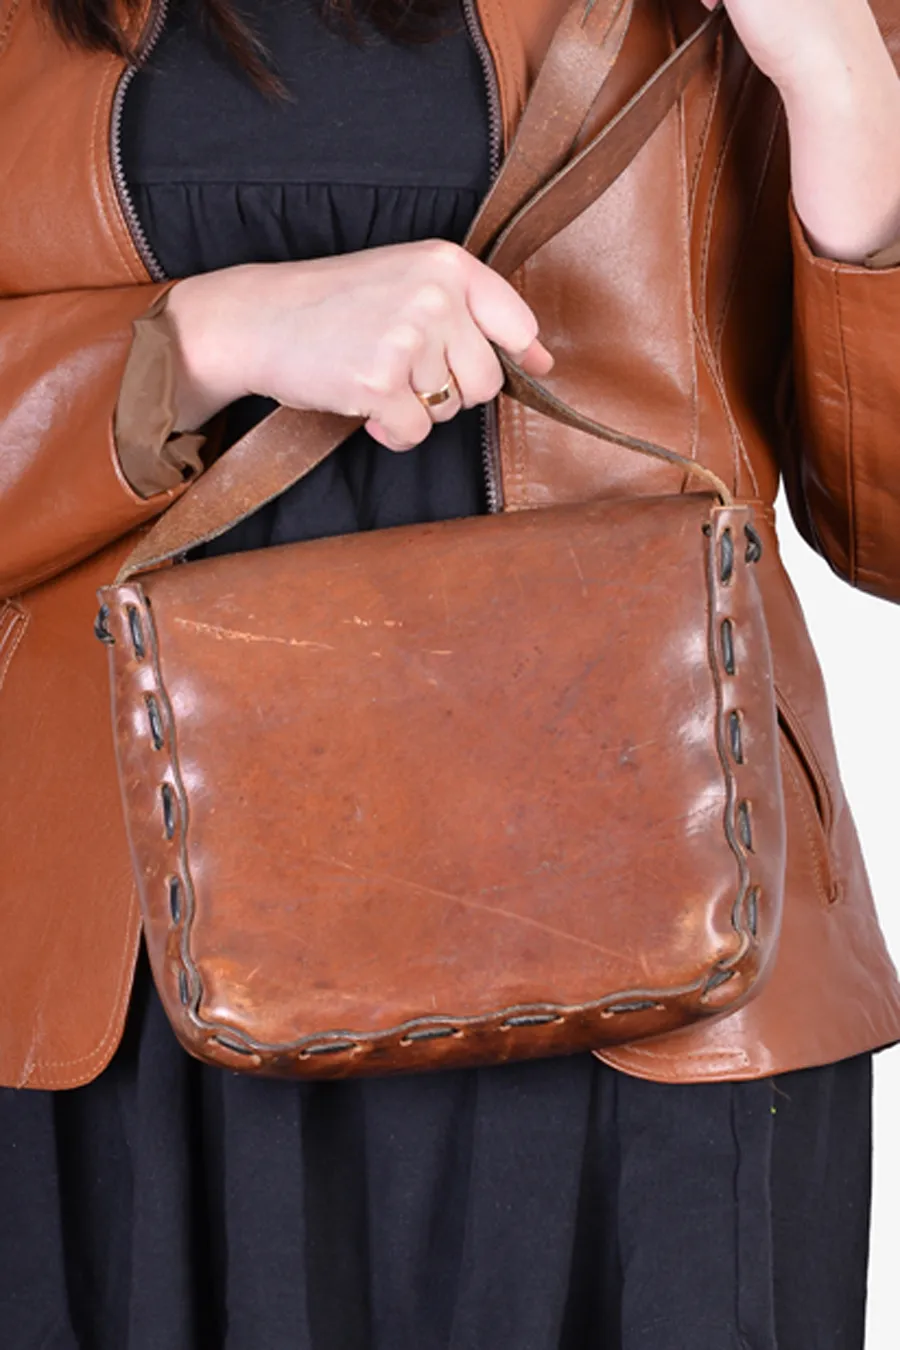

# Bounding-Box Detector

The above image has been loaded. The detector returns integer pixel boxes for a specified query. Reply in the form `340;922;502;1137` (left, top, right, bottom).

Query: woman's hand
701;0;900;260
166;240;553;451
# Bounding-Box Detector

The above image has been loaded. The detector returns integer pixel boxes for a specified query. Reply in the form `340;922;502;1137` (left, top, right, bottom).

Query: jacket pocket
775;688;840;905
0;601;28;692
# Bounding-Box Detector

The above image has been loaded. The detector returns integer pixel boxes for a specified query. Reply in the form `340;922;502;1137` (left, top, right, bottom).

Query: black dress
0;3;874;1347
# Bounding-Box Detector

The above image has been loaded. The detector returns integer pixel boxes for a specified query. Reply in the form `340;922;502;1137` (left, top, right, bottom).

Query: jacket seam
687;12;723;215
697;60;750;340
90;64;149;283
693;313;753;493
511;266;536;505
0;600;28;690
774;684;834;834
679;104;701;477
781;748;830;908
598;1043;754;1068
27;889;141;1084
712;100;782;361
480;0;522;136
695;61;760;497
0;0;22;58
671;12;700;479
833;269;858;586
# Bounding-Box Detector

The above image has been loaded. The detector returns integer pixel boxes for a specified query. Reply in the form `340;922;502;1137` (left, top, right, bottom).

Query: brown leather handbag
97;4;787;1079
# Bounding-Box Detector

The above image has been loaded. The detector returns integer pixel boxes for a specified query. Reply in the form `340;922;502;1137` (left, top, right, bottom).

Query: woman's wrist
706;0;900;262
165;265;269;431
777;18;900;262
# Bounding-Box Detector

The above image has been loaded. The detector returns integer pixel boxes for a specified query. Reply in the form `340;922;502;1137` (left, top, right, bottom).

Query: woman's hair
44;0;455;92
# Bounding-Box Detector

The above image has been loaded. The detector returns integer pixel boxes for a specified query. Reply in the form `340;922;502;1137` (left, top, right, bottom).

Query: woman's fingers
183;241;554;433
409;344;462;426
366;395;433;451
346;246;555;450
443;318;554;411
462;257;545;358
369;328;554;449
444;325;506;409
515;337;555;378
357;322;434;450
455;254;555;382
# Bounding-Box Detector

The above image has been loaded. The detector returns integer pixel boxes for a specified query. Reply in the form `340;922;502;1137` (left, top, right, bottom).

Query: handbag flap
101;493;784;1075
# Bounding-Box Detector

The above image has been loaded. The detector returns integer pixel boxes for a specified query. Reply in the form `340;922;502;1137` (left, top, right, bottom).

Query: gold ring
414;378;455;409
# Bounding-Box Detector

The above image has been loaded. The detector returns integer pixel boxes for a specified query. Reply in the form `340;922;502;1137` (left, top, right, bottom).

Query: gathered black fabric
0;1;875;1346
0;959;876;1350
124;0;492;553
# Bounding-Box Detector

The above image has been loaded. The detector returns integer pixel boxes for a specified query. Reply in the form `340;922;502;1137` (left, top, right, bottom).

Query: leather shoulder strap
486;10;722;278
465;0;635;259
118;4;727;583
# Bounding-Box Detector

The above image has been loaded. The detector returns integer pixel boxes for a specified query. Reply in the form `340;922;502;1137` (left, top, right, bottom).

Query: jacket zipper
110;0;170;283
462;0;505;513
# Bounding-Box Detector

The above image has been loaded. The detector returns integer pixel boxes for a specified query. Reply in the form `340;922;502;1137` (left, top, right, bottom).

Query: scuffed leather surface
0;0;147;295
466;0;635;259
2;0;900;1086
493;0;784;513
0;287;183;597
0;540;143;1088
599;513;900;1080
0;0;180;599
490;0;900;610
102;496;785;1077
0;0;181;1086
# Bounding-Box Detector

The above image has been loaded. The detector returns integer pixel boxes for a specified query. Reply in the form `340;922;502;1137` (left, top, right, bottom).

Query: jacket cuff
788;194;900;271
864;235;900;270
789;197;900;600
115;288;212;499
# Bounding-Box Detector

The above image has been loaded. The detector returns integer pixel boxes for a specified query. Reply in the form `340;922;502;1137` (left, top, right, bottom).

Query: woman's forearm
706;0;900;262
782;9;900;261
164;242;553;449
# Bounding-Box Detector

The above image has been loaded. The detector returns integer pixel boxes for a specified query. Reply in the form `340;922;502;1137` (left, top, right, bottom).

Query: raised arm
704;0;900;601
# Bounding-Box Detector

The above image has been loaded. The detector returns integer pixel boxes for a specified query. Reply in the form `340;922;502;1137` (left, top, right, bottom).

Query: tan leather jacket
2;0;899;1090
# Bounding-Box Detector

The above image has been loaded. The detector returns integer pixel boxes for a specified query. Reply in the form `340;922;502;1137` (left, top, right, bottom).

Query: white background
774;491;899;1348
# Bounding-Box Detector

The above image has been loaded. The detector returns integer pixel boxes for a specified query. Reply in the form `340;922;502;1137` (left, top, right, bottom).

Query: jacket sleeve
114;289;211;498
787;203;900;605
0;283;191;599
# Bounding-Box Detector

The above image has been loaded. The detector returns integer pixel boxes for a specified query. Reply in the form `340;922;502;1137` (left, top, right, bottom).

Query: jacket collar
0;0;561;294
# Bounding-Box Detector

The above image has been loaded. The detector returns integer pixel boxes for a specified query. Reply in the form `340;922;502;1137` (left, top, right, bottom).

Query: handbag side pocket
775;689;839;906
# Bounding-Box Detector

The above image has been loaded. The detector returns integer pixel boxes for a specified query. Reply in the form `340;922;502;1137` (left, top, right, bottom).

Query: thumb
512;338;555;379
